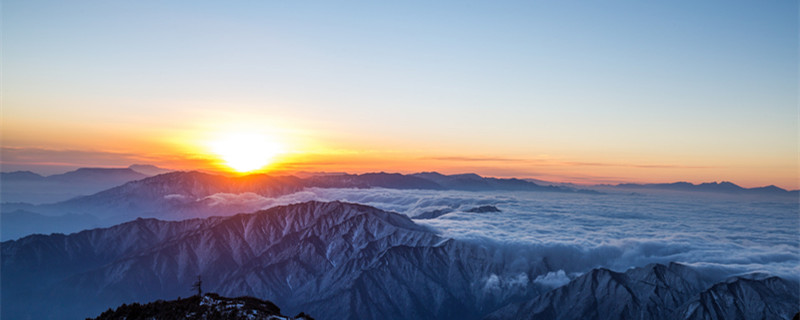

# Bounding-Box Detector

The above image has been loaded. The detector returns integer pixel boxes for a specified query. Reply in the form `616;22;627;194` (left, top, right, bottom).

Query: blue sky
2;0;798;187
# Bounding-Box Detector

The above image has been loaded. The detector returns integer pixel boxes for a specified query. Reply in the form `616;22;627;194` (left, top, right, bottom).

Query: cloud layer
201;187;799;280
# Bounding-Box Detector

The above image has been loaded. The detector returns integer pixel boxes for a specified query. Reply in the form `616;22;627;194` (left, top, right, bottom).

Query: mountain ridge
2;201;542;320
88;292;314;320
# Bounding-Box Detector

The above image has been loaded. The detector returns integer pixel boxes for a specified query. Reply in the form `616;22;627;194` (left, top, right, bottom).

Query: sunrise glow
209;132;283;173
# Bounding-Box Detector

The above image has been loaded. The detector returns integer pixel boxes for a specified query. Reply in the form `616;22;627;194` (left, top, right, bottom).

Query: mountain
305;171;590;193
0;170;45;181
3;170;587;240
0;209;101;241
3;201;794;320
47;167;147;183
486;263;799;320
611;181;798;197
1;201;543;320
128;164;174;176
678;275;800;319
47;170;305;220
305;172;445;190
411;172;580;192
0;171;305;240
89;293;314;320
0;167;148;204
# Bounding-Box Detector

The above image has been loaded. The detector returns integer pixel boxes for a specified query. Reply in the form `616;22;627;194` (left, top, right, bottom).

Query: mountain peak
88;293;314;320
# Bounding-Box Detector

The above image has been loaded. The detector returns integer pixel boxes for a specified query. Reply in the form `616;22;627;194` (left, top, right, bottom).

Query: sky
2;0;798;188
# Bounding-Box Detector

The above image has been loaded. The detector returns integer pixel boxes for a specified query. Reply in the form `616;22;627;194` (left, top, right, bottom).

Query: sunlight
209;132;283;173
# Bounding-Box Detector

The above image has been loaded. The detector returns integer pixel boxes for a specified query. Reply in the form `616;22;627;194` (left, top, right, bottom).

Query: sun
209;132;283;173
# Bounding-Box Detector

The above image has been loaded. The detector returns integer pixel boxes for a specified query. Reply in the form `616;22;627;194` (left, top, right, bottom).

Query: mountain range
1;201;544;319
2;169;797;241
0;170;589;240
609;181;799;197
2;201;796;320
0;165;165;204
487;262;799;320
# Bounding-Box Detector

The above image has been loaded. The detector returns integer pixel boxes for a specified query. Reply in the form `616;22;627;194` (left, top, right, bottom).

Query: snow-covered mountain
678;275;800;319
486;262;799;320
3;201;797;320
1;201;543;320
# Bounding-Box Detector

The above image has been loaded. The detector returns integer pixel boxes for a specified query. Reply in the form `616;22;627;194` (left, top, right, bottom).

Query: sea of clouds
198;187;799;281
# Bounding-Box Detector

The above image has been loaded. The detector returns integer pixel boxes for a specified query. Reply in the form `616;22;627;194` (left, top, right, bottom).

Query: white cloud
164;194;188;201
482;273;529;293
196;187;799;280
533;270;571;288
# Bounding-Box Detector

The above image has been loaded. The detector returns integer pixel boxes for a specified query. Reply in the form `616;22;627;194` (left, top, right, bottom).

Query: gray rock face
2;201;541;320
486;263;799;320
678;276;800;320
3;200;795;320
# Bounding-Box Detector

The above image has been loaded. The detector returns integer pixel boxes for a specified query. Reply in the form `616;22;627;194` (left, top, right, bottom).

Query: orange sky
1;112;796;189
2;1;797;190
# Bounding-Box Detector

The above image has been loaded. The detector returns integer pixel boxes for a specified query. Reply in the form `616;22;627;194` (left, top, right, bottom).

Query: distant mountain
47;167;147;183
43;170;305;220
1;201;543;320
89;293;314;320
611;181;798;197
1;167;148;204
306;171;593;193
0;171;306;240
411;172;582;192
0;170;45;181
306;172;444;190
486;262;799;320
413;208;454;220
7;170;794;241
0;210;100;241
128;164;174;176
466;205;501;213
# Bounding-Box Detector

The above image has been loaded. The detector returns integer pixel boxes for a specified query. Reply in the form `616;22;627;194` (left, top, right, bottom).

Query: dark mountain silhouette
47;167;147;183
1;167;148;204
466;205;501;213
0;209;100;240
612;181;798;197
128;164;173;176
305;172;444;189
412;208;454;220
0;170;46;181
88;293;314;320
411;172;580;192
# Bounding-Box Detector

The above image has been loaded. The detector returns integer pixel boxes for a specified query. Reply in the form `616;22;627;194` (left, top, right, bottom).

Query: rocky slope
2;201;541;320
3;200;796;320
88;293;313;320
486;263;799;320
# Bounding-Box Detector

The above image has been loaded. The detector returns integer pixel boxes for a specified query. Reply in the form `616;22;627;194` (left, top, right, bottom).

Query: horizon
3;1;797;189
1;163;795;191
